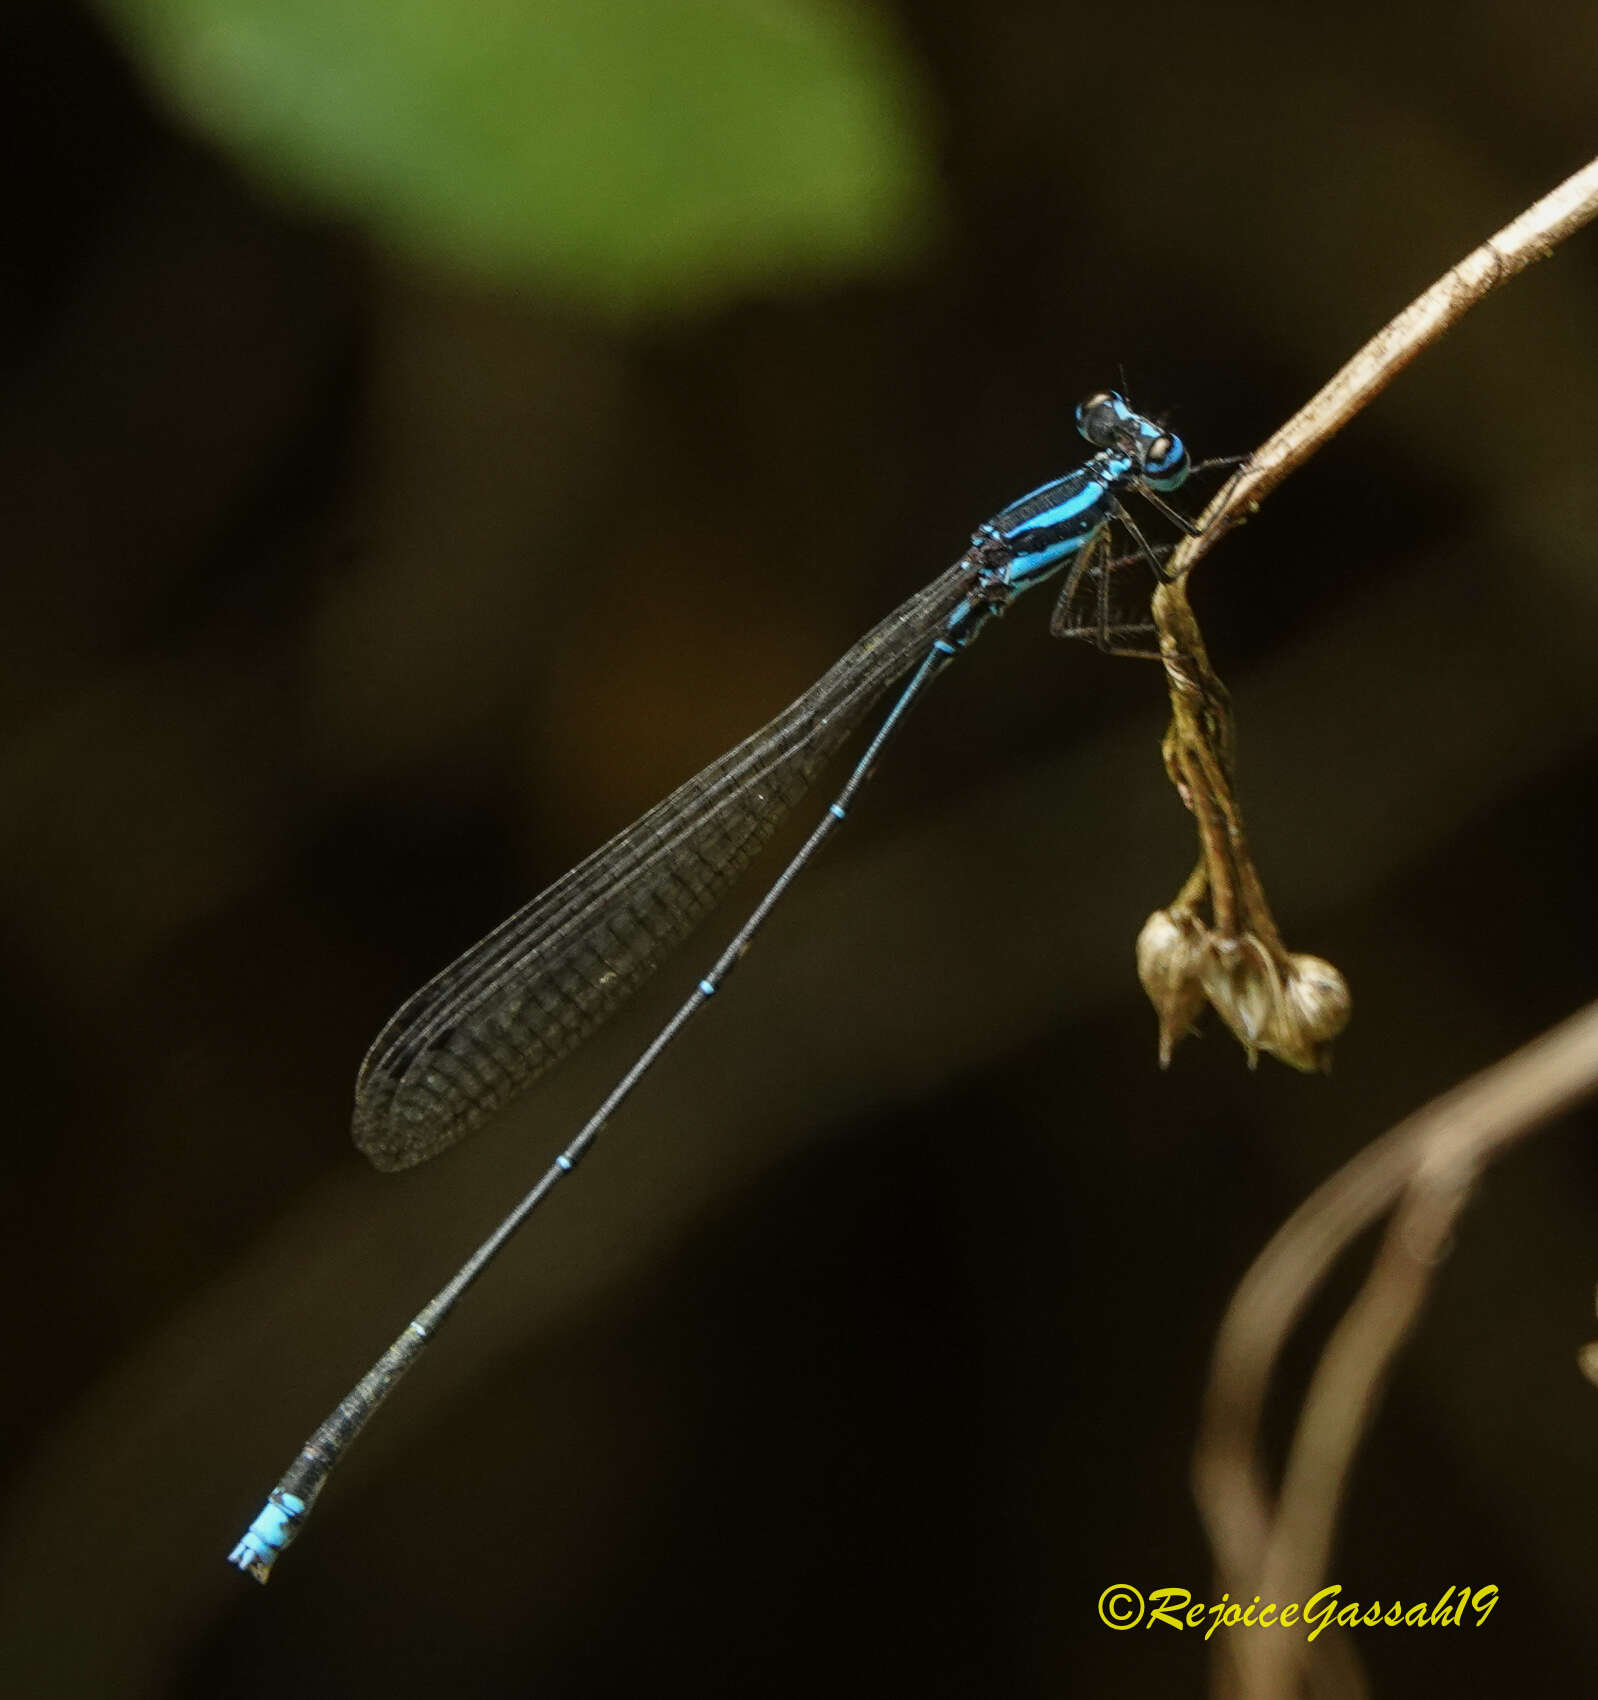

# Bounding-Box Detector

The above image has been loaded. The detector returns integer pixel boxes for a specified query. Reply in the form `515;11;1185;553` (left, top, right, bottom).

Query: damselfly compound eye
1141;431;1190;490
1075;392;1123;447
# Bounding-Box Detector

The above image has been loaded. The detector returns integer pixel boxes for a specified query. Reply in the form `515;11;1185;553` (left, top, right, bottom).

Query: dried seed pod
1263;952;1352;1072
1136;908;1209;1067
1200;934;1281;1065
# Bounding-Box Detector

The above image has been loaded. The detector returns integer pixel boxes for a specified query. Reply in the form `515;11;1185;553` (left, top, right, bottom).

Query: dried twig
1170;152;1598;579
1138;153;1598;1086
1159;151;1598;1699
1140;576;1349;1073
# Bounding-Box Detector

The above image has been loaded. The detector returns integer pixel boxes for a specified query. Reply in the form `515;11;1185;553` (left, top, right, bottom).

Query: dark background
4;3;1598;1695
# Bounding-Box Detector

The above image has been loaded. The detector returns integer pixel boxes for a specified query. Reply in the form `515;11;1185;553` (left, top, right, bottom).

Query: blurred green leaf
96;0;937;316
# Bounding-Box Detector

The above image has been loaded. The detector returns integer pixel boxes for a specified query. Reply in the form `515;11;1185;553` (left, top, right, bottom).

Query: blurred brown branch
1194;1001;1598;1698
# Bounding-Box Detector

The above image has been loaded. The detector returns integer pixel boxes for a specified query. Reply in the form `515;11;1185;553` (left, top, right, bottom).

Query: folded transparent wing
353;558;978;1169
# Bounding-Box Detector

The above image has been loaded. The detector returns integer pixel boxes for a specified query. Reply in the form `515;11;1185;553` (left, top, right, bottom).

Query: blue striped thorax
940;391;1190;649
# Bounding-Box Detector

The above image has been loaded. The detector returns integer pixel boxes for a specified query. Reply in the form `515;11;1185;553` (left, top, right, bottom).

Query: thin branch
1134;155;1598;1087
1175;147;1598;1699
1171;152;1598;579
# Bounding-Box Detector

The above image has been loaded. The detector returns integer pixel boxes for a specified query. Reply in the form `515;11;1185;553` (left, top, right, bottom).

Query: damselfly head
1075;391;1190;491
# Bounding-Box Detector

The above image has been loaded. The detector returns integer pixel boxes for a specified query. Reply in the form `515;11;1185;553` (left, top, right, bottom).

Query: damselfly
229;390;1222;1580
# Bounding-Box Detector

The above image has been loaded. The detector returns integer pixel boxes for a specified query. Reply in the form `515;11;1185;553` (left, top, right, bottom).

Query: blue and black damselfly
229;391;1227;1580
